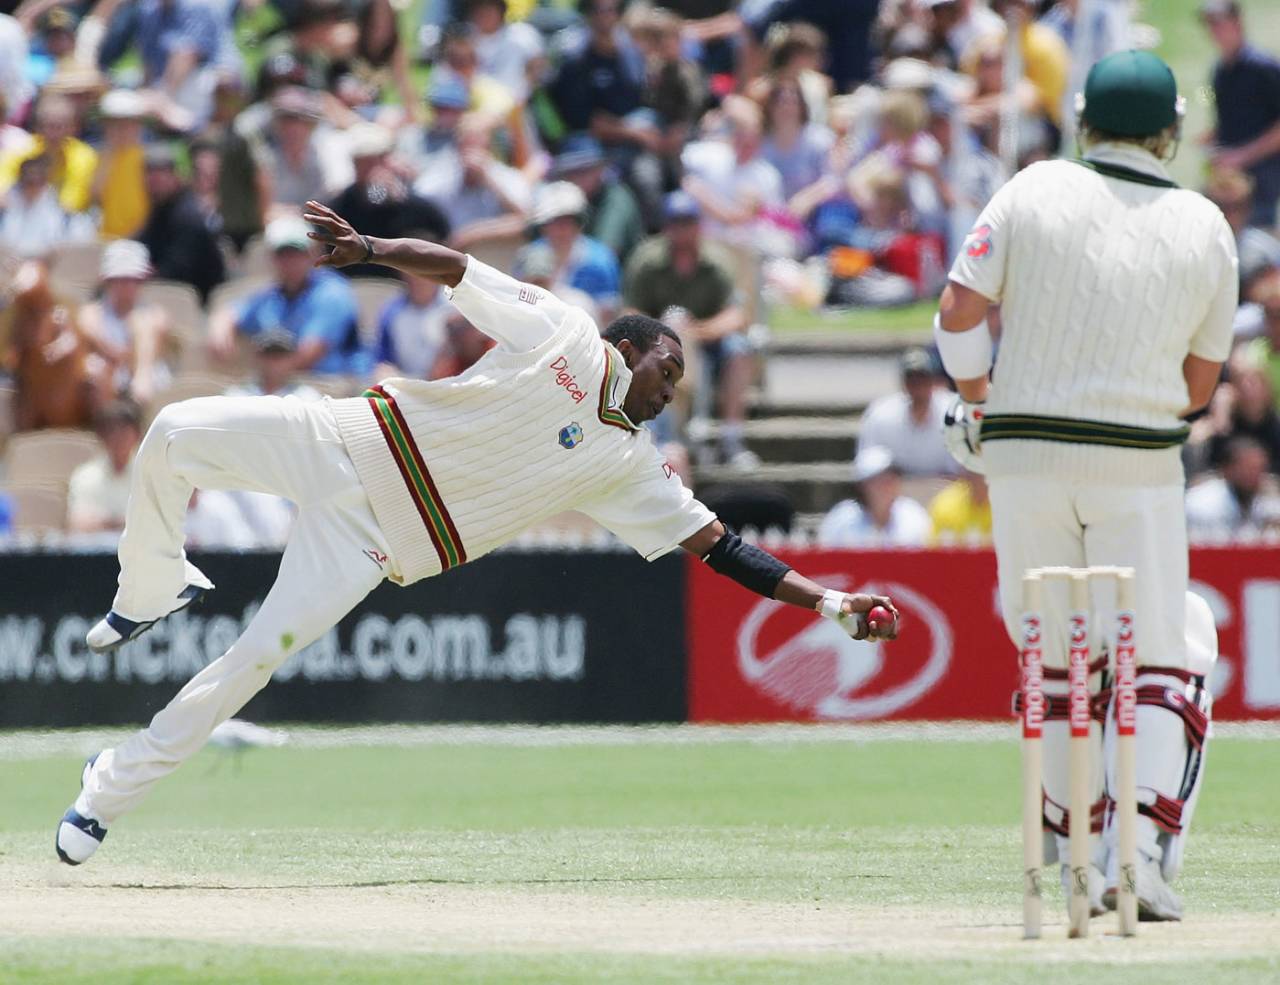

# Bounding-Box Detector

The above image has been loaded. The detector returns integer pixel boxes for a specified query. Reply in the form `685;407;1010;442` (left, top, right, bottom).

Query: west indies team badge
559;422;584;449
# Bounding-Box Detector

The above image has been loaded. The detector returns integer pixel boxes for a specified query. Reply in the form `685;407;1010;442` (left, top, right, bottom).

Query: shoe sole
88;586;206;655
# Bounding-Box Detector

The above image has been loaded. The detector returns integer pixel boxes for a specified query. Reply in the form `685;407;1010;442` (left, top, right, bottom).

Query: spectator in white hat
817;445;931;548
78;239;173;408
523;180;621;321
94;89;150;239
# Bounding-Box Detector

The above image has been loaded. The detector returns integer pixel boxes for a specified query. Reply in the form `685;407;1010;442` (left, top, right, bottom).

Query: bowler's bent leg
79;487;390;827
111;395;351;621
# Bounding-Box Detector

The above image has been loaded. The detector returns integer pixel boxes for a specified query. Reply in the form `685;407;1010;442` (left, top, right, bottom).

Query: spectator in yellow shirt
0;94;98;212
94;90;150;239
994;0;1070;127
928;470;993;545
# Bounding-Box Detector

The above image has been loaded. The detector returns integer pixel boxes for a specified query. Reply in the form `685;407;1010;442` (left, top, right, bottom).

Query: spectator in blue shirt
372;272;452;380
209;216;368;377
98;0;223;129
1202;0;1280;227
524;181;621;321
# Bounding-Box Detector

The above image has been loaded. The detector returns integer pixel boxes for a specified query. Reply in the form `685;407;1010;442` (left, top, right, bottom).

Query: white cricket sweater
329;257;714;585
949;143;1239;486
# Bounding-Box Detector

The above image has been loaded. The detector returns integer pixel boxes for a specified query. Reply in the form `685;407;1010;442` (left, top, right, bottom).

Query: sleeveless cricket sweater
328;266;711;585
948;143;1239;486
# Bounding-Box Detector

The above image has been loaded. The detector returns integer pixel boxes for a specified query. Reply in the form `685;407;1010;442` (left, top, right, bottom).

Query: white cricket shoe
86;564;214;653
1103;853;1183;921
1060;862;1106;918
55;755;108;866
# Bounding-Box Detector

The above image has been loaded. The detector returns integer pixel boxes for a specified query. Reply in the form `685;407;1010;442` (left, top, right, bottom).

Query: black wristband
359;234;374;264
702;531;791;599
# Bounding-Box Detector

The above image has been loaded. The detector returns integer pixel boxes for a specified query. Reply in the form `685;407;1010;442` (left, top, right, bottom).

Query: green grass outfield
1;724;1278;984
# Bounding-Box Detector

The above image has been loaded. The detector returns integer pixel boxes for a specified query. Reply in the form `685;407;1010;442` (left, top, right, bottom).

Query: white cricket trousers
988;474;1194;870
81;395;394;824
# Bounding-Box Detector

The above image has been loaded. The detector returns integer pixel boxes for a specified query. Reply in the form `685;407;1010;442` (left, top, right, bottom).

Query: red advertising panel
687;548;1280;722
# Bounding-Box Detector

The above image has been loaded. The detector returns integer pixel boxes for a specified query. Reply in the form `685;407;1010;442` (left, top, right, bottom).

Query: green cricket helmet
1077;50;1185;137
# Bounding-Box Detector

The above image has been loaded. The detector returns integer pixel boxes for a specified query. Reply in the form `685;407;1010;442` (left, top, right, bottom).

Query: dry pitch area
2;723;1278;984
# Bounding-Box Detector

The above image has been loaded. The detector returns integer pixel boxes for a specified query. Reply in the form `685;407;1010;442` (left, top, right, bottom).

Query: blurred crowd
0;0;1278;548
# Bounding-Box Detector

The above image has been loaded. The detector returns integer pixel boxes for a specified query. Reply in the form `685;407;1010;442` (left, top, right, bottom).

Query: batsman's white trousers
81;395;393;824
988;476;1188;671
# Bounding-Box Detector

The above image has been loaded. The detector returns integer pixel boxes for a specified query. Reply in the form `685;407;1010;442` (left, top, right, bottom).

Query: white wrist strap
933;312;993;381
818;589;845;620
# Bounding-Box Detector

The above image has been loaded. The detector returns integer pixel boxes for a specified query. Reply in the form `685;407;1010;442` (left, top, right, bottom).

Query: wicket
1020;566;1138;940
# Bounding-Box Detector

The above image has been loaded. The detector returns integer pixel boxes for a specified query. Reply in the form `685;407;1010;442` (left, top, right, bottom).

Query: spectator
1204;168;1280;300
927;87;1004;259
682;95;794;257
1186;436;1280;541
0;87;33;159
664;0;740;79
743;0;881;94
136;143;226;302
466;0;545;104
96;0;223;130
512;240;600;322
552;134;645;264
858;347;957;477
225;328;323;400
209;215;367;377
817;445;931;547
991;0;1070;132
549;0;661;215
526;181;622;320
184;489;266;549
1202;359;1280;473
327;123;450;279
0;93;97;213
259;86;353;209
1201;0;1280;228
923;0;1003;70
431;20;518;125
744;20;831;126
623;190;756;466
959;30;1043;158
189;138;223;226
630;4;707;188
397;74;469;176
1242;280;1280;398
371;273;452;380
348;0;419;118
78;240;173;408
0;259;93;430
928;469;991;544
66;398;143;536
0;151;94;256
429;311;495;379
413;114;532;250
93;89;150;239
760;76;835;202
0;13;28;127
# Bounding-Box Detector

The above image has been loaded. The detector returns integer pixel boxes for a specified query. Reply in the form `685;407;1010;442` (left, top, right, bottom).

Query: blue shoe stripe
62;808;108;843
104;610;143;640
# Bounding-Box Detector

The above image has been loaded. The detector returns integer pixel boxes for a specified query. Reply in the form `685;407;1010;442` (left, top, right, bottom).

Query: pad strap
1012;689;1109;724
1043;791;1107;837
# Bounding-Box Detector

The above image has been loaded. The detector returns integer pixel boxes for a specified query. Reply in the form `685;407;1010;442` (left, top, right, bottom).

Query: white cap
347;122;393;159
851;445;896;483
882;57;936;91
100;240;151;280
100;89;148;120
532;181;587;226
264;215;312;252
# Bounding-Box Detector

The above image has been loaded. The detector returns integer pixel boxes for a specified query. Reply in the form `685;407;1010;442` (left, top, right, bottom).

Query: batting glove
943;397;985;474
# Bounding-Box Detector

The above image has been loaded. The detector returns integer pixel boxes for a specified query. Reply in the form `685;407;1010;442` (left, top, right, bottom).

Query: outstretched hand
838;593;900;641
303;201;369;268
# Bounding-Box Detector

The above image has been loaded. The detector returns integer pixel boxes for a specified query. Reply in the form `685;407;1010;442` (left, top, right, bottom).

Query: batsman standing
935;51;1237;921
55;203;900;866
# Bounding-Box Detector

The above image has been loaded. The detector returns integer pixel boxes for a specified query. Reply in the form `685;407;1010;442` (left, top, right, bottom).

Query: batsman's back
969;158;1238;434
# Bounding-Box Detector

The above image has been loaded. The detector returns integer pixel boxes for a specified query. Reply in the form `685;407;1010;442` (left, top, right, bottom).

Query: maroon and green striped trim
597;346;637;432
363;385;466;570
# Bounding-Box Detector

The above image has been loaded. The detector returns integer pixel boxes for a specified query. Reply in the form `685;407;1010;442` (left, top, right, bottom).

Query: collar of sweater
1083;142;1174;183
602;341;640;431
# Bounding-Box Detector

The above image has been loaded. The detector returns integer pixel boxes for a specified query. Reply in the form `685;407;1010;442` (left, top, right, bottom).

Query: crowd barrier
1;548;1276;727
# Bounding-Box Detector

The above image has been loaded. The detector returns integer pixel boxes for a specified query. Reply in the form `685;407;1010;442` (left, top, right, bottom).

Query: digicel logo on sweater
550;355;587;404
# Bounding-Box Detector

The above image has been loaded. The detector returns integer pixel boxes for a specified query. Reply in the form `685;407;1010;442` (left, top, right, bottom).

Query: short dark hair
94;398;143;432
601;314;680;352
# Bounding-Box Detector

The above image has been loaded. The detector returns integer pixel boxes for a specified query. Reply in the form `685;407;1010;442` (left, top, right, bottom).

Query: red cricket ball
867;605;894;631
